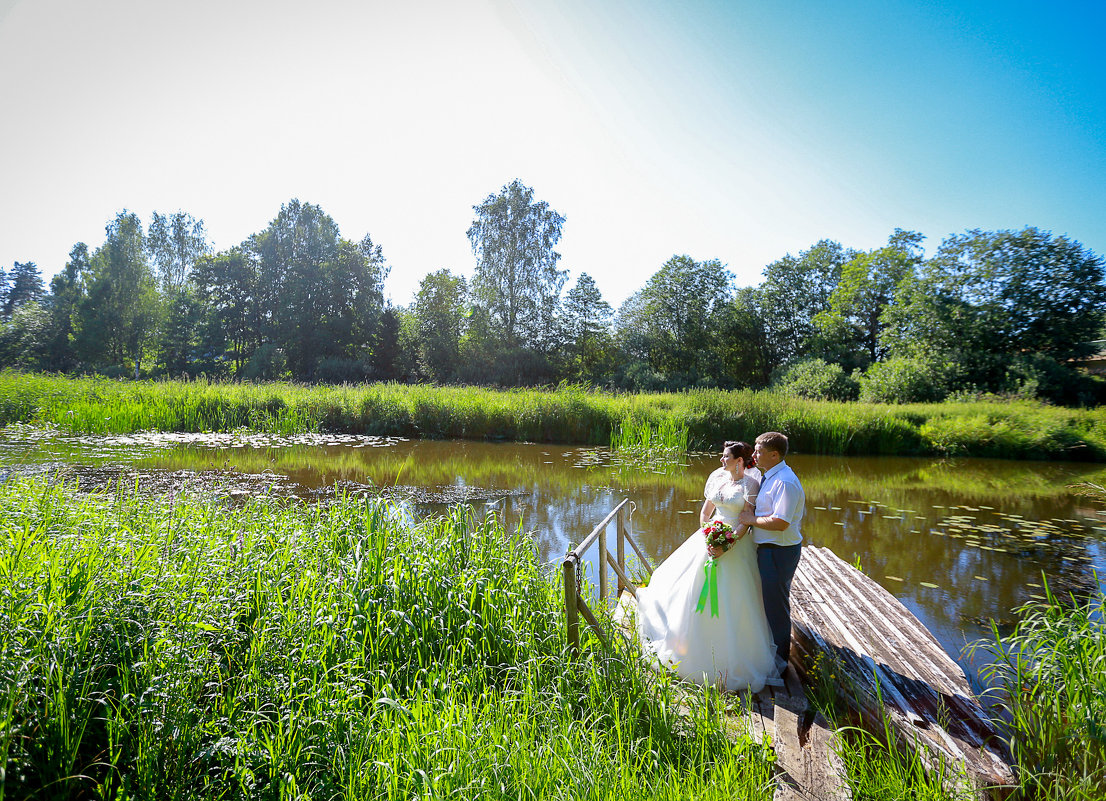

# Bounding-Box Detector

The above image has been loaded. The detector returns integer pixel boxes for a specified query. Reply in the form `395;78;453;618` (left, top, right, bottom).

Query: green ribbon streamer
694;558;719;617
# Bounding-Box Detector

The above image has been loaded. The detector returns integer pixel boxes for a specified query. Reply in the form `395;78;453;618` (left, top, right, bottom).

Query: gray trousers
757;542;802;667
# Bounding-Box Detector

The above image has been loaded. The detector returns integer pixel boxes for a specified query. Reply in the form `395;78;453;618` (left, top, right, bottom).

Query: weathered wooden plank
796;549;1001;749
772;690;852;801
790;546;1015;798
801;547;1000;750
805;548;965;690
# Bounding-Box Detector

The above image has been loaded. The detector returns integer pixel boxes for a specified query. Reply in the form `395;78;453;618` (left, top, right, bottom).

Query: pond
5;427;1106;691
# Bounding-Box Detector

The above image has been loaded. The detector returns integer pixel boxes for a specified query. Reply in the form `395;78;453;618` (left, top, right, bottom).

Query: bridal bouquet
703;520;737;554
696;521;737;617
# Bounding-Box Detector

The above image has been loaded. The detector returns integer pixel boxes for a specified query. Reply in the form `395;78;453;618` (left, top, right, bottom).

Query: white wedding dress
636;468;780;692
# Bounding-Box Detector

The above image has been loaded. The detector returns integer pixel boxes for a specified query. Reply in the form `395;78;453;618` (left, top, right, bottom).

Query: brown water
5;429;1106;690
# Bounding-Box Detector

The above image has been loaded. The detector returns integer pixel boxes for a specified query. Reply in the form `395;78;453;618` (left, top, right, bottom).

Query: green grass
3;371;1106;459
609;415;690;458
803;651;978;800
968;581;1106;800
0;477;775;800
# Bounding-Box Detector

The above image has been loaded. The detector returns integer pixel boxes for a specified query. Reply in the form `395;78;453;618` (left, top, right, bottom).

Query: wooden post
563;558;579;656
597;519;608;603
616;506;627;596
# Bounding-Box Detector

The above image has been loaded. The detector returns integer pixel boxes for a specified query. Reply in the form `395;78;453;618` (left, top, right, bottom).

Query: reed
0;477;775;800
3;371;1106;460
610;414;690;456
969;581;1106;800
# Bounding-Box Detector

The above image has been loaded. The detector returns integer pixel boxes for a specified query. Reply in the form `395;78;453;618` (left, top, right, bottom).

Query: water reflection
4;429;1106;689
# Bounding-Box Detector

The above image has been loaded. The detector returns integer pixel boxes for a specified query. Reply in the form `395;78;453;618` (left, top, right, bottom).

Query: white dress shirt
751;460;805;546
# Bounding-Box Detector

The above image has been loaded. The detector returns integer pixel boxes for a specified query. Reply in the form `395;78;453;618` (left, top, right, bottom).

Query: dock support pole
616;506;627;596
597;521;608;603
563;558;579;657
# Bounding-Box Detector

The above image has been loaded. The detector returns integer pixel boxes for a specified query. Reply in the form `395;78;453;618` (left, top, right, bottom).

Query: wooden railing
562;498;653;655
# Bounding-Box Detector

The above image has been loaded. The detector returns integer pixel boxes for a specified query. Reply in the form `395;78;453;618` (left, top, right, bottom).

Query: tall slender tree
147;211;209;294
3;262;46;319
76;212;160;376
413;269;468;382
467;180;567;351
561;272;615;384
43;244;89;371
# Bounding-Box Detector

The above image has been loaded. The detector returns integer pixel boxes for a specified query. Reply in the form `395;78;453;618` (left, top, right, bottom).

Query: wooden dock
742;665;852;801
609;546;1016;800
790;546;1015;798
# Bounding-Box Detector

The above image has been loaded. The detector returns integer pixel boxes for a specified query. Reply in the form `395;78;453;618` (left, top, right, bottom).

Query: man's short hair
756;431;789;457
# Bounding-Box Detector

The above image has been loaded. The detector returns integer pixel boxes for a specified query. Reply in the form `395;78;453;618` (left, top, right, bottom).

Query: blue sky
1;0;1102;309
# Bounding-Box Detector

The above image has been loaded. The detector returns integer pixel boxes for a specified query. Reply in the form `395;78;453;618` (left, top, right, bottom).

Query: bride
636;440;781;692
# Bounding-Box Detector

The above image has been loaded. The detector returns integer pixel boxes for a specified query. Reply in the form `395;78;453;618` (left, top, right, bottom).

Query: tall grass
609;415;690;456
969;581;1106;800
0;477;774;800
803;652;978;800
3;371;1106;459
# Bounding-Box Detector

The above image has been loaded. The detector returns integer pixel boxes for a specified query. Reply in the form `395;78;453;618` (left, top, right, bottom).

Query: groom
739;431;805;671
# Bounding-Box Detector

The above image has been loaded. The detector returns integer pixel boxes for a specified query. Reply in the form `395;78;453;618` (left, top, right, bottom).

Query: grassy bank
0;477;775;800
3;371;1106;460
4;477;1099;799
970;584;1106;800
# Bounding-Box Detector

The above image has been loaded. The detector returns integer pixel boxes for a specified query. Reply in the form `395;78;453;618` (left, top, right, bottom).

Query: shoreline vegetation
3;477;1103;799
3;371;1106;461
1;477;775;800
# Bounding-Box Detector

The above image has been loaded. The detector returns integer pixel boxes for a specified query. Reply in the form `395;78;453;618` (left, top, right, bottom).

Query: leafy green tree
192;249;260;375
887;229;1105;358
712;287;772;388
0;302;51;369
562;273;612;342
147;211;209;294
413;269;468;382
813;230;924;368
617;255;733;383
158;288;204;376
76;212;161;377
249;200;342;376
457;305;500;384
882;228;1106;401
394;306;424;383
42;244;90;371
561;273;615;384
248;200;388;379
335;234;389;363
3;262;46;320
371;305;403;381
756;240;852;365
467;180;567;352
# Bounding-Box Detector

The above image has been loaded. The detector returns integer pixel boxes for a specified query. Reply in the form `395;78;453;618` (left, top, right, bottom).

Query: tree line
2;179;1104;405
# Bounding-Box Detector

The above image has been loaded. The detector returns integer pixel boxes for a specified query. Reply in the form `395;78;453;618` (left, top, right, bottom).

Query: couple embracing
637;432;805;692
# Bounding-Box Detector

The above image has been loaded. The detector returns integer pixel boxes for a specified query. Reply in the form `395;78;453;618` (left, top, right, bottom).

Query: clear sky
1;0;1103;309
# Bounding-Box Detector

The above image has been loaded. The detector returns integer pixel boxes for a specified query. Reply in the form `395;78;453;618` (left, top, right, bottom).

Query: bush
774;358;859;402
858;357;948;403
313;356;374;384
243;344;289;381
1005;353;1100;406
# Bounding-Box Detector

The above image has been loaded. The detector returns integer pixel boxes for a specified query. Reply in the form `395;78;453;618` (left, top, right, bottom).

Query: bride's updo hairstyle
723;440;755;468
